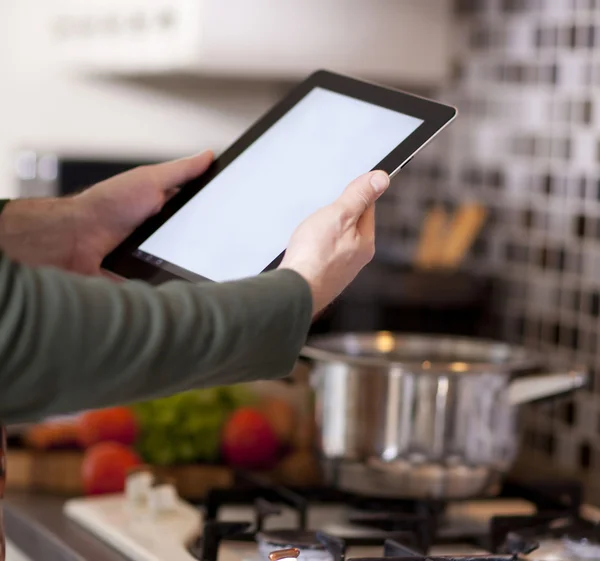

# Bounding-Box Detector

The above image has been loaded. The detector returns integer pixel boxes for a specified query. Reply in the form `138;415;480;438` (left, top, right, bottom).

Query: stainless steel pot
301;333;587;500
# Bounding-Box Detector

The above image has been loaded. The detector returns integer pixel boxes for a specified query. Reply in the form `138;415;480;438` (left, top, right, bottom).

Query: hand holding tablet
103;70;457;285
280;169;390;316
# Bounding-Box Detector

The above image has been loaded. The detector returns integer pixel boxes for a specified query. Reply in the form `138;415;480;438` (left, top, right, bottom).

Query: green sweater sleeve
0;254;313;424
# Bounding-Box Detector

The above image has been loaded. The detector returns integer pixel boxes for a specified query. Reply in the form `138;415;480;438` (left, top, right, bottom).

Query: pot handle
507;367;588;406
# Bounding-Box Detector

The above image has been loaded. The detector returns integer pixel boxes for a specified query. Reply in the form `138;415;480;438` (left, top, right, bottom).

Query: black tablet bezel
102;70;457;285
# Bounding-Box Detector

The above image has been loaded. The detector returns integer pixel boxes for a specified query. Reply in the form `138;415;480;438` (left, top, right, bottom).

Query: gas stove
64;473;600;561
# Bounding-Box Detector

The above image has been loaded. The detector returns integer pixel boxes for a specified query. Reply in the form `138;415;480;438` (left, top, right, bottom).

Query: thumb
334;170;390;221
151;150;214;190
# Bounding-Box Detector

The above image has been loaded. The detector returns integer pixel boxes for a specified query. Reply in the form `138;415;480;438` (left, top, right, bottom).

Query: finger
334;170;389;223
357;203;376;238
152;150;214;191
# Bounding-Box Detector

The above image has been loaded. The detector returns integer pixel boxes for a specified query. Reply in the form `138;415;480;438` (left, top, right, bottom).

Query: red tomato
222;408;280;470
75;407;138;448
81;442;141;495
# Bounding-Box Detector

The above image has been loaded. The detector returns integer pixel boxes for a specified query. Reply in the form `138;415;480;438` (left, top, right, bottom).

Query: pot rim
300;332;544;374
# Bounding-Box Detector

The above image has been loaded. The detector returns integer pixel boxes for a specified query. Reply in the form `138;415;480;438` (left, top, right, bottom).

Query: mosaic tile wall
375;0;600;500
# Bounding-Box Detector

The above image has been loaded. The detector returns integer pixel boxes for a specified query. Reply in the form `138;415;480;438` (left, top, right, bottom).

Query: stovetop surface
63;476;600;561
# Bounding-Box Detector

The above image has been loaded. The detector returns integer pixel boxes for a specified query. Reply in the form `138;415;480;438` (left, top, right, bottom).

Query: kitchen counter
4;492;127;561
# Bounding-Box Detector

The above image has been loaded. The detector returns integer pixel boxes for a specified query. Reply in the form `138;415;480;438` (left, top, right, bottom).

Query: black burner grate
190;472;584;561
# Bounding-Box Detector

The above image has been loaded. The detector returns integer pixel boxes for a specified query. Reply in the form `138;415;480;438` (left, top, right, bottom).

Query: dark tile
463;166;482;185
542;433;555;456
570;25;578;48
568;326;580;350
429;164;444;181
549;26;560;48
589;367;597;394
514;135;536;156
578;176;587;198
524;209;535;229
551;321;561;344
454;0;481;14
506;242;517;262
573;289;582;311
497;63;506;82
451;60;465;82
489;169;505;189
524;429;536;447
587;25;595;48
575;214;586;237
564;137;572;159
535;136;551;158
470;28;488;49
515;315;526;339
579;442;592;470
471;237;487;258
543;173;553;194
535;26;544;48
514;64;526;83
557;248;567;271
563;400;577;425
583;100;593;124
501;0;526;11
590;291;600;317
540;246;550;268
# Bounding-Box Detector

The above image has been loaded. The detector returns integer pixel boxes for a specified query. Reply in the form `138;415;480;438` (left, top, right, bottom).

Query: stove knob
125;467;154;505
148;481;178;515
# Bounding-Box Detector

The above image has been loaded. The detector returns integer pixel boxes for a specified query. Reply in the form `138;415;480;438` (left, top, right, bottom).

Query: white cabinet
48;0;451;86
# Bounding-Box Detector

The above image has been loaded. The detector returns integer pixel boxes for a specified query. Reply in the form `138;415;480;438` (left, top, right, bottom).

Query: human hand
0;152;213;275
279;170;390;316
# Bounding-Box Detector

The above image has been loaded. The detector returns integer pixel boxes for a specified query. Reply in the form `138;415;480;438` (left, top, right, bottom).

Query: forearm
0;197;77;269
0;254;312;424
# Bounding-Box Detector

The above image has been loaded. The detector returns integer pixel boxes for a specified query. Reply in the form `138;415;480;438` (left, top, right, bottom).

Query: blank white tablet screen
139;87;423;282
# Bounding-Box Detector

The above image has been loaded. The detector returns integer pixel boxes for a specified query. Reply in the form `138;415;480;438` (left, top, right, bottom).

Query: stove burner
493;515;600;561
563;536;600;560
258;531;347;561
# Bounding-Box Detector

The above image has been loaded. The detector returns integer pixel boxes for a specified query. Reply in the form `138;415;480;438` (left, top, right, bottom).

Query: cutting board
4;447;321;499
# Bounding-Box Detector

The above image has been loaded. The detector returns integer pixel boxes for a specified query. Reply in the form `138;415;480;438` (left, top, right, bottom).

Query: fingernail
370;171;390;194
185;150;213;160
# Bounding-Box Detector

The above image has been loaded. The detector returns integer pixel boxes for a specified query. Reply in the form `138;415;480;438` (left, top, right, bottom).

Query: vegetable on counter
23;420;79;450
132;385;255;466
222;407;280;469
23;406;139;450
18;382;316;497
81;442;141;495
75;406;138;448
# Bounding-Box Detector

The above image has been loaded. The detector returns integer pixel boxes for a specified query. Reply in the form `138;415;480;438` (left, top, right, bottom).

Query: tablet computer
102;70;457;285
